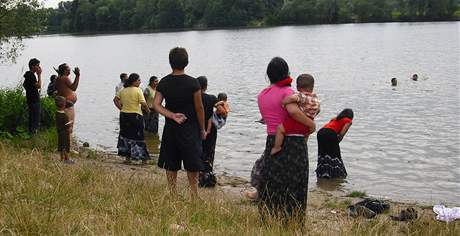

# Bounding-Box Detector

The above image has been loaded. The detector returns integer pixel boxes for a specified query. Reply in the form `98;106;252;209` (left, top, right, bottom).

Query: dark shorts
158;120;203;172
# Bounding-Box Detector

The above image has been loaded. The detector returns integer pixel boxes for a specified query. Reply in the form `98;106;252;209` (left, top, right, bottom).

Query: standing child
55;96;74;164
212;92;230;129
270;74;320;155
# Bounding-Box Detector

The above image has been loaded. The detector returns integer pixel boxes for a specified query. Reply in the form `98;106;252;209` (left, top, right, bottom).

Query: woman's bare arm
338;122;352;142
113;96;122;110
286;103;316;134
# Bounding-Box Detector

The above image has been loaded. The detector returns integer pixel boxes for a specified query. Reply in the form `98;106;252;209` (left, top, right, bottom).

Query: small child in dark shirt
55;96;74;164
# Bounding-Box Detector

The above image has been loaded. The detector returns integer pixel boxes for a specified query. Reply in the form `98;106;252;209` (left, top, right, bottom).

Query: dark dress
253;136;309;220
56;111;70;152
156;74;203;172
315;128;347;179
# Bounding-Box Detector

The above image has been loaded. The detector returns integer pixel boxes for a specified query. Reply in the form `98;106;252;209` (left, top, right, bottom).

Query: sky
43;0;61;8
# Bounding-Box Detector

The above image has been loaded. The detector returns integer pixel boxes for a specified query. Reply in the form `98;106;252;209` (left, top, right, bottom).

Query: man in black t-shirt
153;47;206;199
23;58;42;134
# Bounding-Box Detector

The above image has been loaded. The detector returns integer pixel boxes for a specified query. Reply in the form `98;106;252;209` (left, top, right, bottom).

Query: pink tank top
258;85;293;135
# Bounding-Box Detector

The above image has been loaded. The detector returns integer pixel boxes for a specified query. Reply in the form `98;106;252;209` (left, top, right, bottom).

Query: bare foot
270;146;282;155
242;190;258;200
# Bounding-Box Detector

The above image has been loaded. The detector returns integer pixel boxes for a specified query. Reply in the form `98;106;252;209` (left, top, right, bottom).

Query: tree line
45;0;459;33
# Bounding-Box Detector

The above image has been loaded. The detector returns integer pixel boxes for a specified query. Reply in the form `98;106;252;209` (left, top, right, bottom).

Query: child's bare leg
64;151;69;161
60;151;65;161
270;124;285;155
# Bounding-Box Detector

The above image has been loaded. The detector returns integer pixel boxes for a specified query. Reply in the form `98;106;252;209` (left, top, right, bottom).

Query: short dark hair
50;75;57;82
217;92;227;101
55;63;68;76
124;73;140;87
149;76;158;85
337;108;354;121
197;76;207;90
266;57;289;84
28;58;40;70
297;74;314;90
55;96;66;108
120;73;128;81
169;47;188;70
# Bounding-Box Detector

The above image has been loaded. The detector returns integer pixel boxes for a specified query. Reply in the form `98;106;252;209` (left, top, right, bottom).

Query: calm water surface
2;22;459;205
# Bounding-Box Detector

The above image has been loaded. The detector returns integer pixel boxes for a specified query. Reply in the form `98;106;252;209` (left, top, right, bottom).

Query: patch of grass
0;141;459;235
346;191;367;198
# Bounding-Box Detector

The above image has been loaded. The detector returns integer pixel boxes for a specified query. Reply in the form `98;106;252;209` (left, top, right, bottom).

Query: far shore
39;20;460;37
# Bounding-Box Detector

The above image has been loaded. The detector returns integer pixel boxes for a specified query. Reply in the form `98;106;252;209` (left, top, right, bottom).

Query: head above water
217;93;227;102
55;96;66;109
337;108;354;121
266;57;289;84
28;58;40;71
120;73;128;82
411;74;418;81
296;74;314;92
169;47;188;70
391;77;397;86
124;73;140;88
197;76;208;91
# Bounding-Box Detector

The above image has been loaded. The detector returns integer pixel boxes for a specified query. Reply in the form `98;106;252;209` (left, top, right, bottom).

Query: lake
1;22;459;205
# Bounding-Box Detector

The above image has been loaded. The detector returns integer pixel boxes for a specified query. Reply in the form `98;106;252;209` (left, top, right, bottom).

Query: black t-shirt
202;93;217;129
23;71;40;104
156;74;201;125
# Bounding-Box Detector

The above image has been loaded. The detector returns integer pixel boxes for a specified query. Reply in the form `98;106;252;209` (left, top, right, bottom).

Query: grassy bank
0;138;459;235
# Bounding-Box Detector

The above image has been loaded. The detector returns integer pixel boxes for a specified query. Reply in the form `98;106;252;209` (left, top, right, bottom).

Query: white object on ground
433;205;460;222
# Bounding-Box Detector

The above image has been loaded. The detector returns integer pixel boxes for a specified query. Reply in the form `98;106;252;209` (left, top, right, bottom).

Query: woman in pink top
251;57;315;222
316;109;354;179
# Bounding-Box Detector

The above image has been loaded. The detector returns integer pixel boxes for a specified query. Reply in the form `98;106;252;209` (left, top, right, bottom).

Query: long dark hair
266;57;289;84
336;108;354;120
124;73;140;87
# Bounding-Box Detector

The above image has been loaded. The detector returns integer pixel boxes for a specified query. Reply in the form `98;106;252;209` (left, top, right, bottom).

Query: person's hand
172;113;187;124
73;67;80;77
36;66;42;75
201;130;207;140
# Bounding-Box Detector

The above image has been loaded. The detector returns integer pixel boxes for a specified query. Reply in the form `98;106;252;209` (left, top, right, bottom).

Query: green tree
0;0;46;63
156;0;184;28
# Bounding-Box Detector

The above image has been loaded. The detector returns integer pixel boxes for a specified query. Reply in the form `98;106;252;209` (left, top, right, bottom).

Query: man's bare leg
166;170;178;196
187;171;199;199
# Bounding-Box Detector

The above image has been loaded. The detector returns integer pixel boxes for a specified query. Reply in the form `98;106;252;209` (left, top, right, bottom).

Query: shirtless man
55;63;80;146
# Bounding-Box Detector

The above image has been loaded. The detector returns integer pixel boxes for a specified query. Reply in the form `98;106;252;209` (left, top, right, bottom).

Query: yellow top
116;87;146;115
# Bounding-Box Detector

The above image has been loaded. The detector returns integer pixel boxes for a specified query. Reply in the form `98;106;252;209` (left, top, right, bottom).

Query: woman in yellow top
143;76;159;134
113;73;150;163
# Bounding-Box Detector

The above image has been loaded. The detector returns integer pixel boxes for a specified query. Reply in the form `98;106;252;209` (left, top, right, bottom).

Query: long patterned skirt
144;109;159;134
315;128;347;179
252;135;309;221
117;112;150;161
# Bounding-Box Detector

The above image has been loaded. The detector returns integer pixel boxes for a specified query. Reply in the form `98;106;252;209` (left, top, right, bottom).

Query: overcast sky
43;0;61;8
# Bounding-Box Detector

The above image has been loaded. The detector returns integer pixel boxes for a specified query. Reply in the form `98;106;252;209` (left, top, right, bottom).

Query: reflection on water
316;178;347;192
145;132;160;155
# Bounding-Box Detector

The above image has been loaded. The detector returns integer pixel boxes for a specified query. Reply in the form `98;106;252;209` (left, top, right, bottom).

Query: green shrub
0;87;57;137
